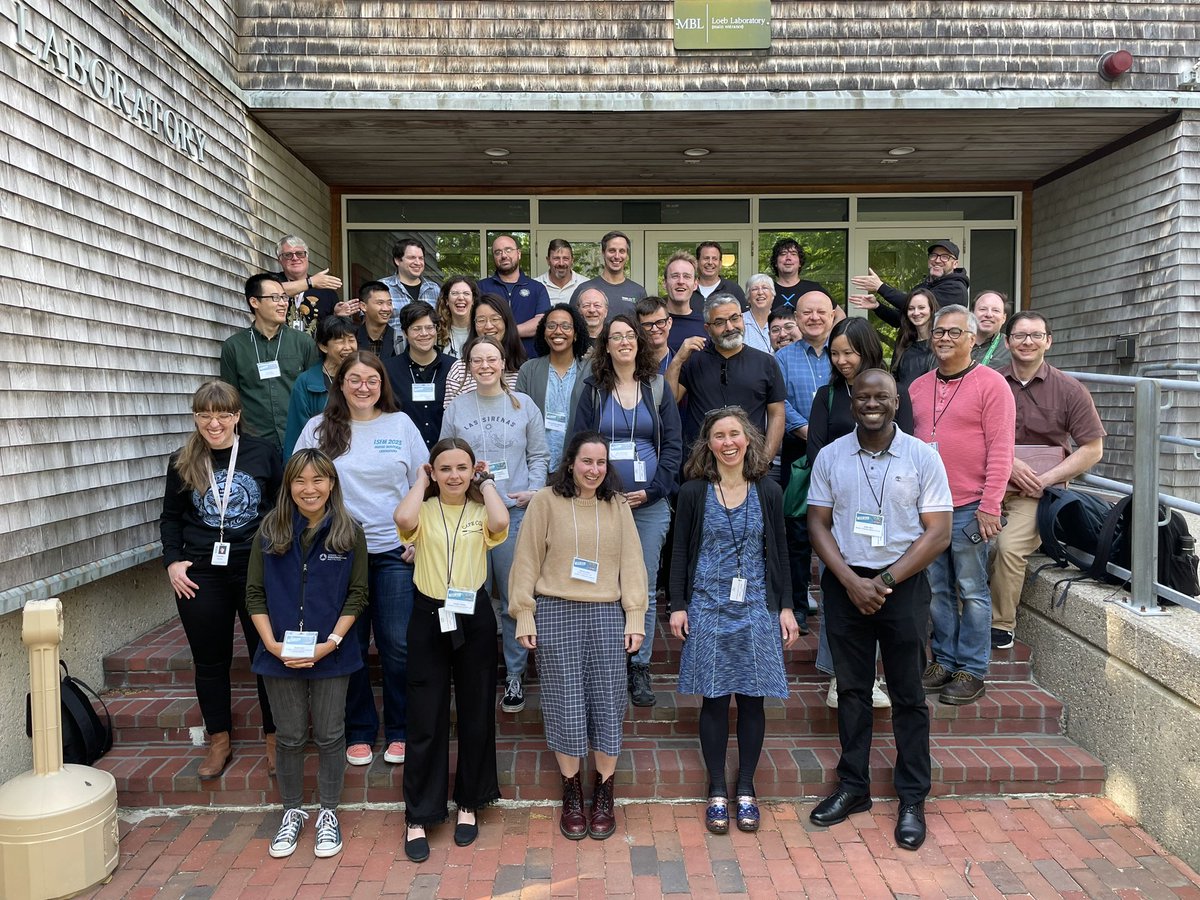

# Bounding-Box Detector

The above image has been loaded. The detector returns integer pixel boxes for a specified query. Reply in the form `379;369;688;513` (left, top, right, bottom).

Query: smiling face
473;303;506;339
543;308;576;356
341;362;382;416
769;316;800;350
363;288;393;328
547;246;574;281
851;370;899;437
194;408;240;450
707;415;749;472
603;236;629;277
1007;315;1052;368
318;333;358;367
638;309;672;351
796;291;834;345
705;302;744;353
405;314;438;356
907;293;933;330
571;441;608;498
396;244;425;282
774;245;800;279
932;310;975;370
747;279;774;312
468;341;505;390
249;280;289;329
432;448;474;502
605;320;639;366
928;245;957;279
829;333;863;384
697;246;722;283
664;259;696;306
291;463;333;524
277;243;309;281
447;282;474;323
578;290;608;333
973;292;1007;340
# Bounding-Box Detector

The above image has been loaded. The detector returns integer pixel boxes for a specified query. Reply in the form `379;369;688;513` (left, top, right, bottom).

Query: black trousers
403;589;500;825
175;556;275;735
821;565;931;805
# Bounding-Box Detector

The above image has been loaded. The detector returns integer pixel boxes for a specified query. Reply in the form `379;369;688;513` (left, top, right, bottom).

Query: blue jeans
630;498;672;666
345;547;415;745
927;503;993;680
491;505;526;679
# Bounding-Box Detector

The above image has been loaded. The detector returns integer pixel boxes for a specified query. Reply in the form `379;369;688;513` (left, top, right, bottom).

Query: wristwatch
327;633;343;648
880;570;896;587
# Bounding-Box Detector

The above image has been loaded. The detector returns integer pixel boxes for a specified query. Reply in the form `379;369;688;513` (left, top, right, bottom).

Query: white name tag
611;441;636;460
281;630;318;658
257;360;281;380
444;587;476;614
438;608;457;632
854;511;885;542
210;541;231;566
411;382;436;402
489;460;509;481
633;459;647;483
545;411;567;432
730;577;748;604
571;557;599;583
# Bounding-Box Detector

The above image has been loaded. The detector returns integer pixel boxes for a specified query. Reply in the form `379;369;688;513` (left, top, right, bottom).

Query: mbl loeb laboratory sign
674;1;771;50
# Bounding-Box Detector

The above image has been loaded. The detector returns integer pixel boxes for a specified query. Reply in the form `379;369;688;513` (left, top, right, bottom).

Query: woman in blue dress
669;406;802;835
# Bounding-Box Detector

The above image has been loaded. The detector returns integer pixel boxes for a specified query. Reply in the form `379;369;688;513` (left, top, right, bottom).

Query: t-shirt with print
400;498;508;599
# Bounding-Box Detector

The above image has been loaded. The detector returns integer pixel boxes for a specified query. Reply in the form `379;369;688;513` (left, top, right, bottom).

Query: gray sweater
440;390;549;508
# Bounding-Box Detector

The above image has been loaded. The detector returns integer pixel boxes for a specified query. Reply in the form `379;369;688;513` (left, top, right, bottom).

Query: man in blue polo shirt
478;234;551;358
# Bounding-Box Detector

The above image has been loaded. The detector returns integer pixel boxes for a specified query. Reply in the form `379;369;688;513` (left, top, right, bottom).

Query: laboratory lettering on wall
10;1;211;163
673;1;771;50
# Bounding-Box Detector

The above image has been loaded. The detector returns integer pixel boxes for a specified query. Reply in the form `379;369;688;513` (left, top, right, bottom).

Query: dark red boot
588;772;616;840
560;773;587;840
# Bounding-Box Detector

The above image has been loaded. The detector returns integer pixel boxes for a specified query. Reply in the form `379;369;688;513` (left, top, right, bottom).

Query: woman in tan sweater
508;430;647;842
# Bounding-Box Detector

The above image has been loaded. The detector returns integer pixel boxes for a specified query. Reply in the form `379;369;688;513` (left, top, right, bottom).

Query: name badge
489;460;509;481
291;320;306;332
438;608;457;633
281;630;318;659
610;441;636;460
210;542;231;566
571;557;599;583
854;511;885;544
444;587;476;614
730;576;748;604
411;382;436;402
545;411;567;432
633;459;647;483
257;360;281;380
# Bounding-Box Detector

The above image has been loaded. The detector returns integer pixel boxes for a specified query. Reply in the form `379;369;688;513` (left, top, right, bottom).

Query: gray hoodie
440;390;549;508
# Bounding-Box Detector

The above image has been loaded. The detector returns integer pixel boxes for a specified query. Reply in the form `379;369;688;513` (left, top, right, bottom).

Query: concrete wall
1018;570;1200;870
0;563;174;783
1031;111;1200;501
0;0;332;604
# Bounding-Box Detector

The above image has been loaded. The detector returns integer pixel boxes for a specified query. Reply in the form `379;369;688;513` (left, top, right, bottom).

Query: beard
714;331;744;352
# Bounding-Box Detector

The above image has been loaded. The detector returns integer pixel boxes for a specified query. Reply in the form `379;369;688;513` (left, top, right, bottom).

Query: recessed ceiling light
888;146;916;156
683;148;710;158
484;148;510;158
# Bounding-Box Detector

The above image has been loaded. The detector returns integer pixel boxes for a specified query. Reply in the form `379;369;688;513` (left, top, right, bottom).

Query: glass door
643;230;754;297
531;229;646;283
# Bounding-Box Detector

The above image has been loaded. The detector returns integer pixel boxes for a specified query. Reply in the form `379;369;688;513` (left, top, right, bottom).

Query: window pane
969;229;1018;305
345;199;529;224
657;241;742;289
758;230;848;304
539;199;749;225
858;196;1014;221
485;230;532;275
346;230;481;296
760;198;850;223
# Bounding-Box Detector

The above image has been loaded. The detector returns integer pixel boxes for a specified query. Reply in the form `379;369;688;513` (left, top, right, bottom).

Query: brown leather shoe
588;772;616;840
560;774;587;840
265;733;277;776
939;671;986;705
198;732;232;780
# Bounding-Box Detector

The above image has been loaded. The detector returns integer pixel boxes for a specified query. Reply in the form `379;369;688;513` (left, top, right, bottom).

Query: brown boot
588;772;616;840
560;773;587;840
265;733;277;776
198;732;232;780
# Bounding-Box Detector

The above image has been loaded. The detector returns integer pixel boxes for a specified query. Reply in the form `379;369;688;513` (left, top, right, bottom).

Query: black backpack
1036;487;1200;606
25;660;113;766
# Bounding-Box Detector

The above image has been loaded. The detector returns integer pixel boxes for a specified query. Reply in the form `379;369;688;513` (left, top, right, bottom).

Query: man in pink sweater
908;305;1015;704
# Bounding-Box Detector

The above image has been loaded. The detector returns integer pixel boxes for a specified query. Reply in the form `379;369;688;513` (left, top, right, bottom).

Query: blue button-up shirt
775;339;832;433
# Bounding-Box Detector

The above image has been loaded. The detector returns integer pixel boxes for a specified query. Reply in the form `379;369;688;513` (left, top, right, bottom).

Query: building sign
10;1;210;163
674;1;771;50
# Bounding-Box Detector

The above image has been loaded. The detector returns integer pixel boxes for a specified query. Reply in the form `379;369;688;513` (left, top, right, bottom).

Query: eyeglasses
194;412;236;423
255;294;290;304
408;325;437;335
931;327;967;340
474;316;503;328
492;247;518;257
544;322;574;333
929;253;954;263
639;317;670;332
1009;331;1048;343
708;313;743;330
280;250;308;260
608;333;638;345
345;376;381;388
769;324;798;335
448;290;474;300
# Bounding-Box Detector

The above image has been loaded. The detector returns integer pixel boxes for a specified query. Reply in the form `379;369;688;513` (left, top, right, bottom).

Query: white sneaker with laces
871;677;892;709
314;808;343;858
269;808;308;858
825;678;838;709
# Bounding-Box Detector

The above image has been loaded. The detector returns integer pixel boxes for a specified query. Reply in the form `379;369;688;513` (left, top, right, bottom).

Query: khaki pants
989;493;1042;633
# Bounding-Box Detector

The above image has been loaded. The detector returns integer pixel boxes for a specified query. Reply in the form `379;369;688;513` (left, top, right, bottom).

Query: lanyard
437;498;469;587
250;328;282;364
857;439;895;514
609;386;640;443
930;363;975;439
472;392;509;460
207;437;240;542
979;333;1003;366
571;498;600;561
716;482;751;577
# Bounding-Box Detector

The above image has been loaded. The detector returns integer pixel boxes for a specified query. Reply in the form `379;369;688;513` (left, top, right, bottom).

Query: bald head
797;290;835;347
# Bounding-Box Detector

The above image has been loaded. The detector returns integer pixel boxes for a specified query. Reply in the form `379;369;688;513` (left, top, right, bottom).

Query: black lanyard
930;363;975;439
437;499;468;587
716;482;751;577
857;439;896;514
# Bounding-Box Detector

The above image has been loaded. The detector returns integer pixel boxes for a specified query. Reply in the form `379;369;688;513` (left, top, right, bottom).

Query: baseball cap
928;240;960;258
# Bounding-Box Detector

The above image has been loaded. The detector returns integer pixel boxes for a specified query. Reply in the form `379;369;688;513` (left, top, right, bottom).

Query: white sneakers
825;677;892;709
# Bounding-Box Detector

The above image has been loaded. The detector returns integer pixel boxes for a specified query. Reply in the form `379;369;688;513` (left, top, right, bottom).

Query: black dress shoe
454;822;478;847
809;789;872;826
404;832;430;862
894;802;926;850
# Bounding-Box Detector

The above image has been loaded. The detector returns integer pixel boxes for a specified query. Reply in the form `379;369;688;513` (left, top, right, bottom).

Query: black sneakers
627;662;656;708
991;628;1015;650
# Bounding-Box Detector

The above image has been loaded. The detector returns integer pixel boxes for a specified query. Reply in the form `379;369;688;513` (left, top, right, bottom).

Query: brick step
94;733;1105;809
103;618;1034;689
104;681;1065;746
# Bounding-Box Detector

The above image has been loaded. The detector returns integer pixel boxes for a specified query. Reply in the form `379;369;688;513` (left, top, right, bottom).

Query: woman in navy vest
247;448;368;862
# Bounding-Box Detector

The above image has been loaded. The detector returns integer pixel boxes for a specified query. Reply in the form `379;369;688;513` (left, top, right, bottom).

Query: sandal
736;795;760;832
705;796;730;834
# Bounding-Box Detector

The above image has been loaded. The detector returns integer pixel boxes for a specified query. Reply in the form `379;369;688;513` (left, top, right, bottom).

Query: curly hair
546;431;622;500
435;275;478;350
588;314;659;393
533;303;590;359
681;405;771;483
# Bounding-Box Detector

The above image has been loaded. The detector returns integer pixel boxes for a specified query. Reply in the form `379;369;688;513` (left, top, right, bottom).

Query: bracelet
306;276;313;290
327;632;343;648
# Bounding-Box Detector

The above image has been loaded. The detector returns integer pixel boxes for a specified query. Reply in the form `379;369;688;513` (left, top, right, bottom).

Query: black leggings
698;694;765;798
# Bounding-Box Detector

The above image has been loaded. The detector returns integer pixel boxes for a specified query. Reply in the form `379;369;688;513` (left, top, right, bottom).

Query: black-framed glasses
640;317;670;332
279;250;308;260
708;313;743;330
929;252;954;263
1009;331;1048;343
931;327;967;340
544;322;574;333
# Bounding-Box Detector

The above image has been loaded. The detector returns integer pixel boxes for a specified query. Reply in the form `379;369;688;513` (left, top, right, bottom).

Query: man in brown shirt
990;311;1106;648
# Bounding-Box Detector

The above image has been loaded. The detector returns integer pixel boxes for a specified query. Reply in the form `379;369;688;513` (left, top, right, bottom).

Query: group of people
158;230;1105;860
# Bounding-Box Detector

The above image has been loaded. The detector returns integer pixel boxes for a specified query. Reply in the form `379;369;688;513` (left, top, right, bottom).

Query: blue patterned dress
677;484;789;699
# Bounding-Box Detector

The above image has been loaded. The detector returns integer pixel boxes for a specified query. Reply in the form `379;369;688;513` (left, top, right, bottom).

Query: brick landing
83;796;1200;899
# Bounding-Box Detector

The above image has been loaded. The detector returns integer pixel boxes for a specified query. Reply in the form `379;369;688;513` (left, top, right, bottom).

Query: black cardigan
668;477;792;614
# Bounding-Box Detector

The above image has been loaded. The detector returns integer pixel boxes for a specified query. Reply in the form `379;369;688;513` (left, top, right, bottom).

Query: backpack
1035;487;1200;606
25;660;113;766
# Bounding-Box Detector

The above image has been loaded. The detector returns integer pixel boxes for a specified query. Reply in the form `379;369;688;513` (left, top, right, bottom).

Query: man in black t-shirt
770;237;825;313
272;234;349;335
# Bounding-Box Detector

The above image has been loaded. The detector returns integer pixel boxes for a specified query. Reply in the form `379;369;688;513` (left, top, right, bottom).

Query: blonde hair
174;381;241;494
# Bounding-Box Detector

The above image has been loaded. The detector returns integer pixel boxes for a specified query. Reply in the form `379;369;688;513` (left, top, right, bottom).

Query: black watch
880;570;896;587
